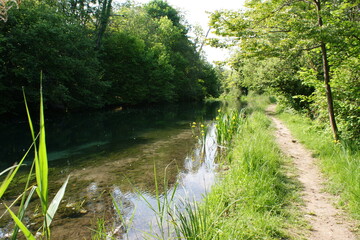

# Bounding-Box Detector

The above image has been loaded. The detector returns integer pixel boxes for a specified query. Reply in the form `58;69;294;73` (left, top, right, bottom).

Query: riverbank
181;94;359;239
176;95;305;239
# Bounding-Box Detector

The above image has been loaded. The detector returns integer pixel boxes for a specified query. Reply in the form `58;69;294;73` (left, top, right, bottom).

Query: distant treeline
0;0;220;115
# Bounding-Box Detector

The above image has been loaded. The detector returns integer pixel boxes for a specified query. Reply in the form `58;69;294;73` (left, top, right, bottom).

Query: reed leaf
24;73;50;236
45;175;70;228
22;87;36;144
12;162;36;240
6;205;36;240
0;165;20;177
37;73;49;209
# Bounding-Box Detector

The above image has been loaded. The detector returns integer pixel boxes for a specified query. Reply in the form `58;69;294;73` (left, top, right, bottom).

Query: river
0;102;220;239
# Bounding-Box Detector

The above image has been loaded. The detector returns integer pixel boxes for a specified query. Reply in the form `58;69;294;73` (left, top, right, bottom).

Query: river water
0;102;220;239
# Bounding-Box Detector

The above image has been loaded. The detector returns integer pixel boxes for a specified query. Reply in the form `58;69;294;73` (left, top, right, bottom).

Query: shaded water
0;102;220;239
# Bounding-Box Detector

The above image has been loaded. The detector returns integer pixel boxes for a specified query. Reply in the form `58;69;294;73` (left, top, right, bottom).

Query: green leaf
23;87;36;142
11;185;37;240
34;73;49;215
45;175;70;228
39;72;48;200
6;205;36;240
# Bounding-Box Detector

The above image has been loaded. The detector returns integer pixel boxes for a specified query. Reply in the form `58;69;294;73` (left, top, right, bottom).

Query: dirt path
266;105;358;240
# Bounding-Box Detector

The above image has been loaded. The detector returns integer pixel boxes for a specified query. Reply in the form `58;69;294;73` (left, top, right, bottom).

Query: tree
95;0;112;49
144;0;186;33
0;0;20;22
0;0;107;113
210;0;359;140
0;0;220;116
103;2;219;104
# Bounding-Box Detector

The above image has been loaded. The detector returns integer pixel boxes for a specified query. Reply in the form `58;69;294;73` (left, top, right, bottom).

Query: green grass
174;95;304;240
278;110;360;220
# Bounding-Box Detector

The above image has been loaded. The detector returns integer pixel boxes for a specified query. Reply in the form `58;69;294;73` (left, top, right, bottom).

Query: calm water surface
0;102;220;239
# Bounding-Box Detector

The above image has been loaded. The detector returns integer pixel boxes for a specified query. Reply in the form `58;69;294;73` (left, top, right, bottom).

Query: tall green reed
139;164;178;239
215;108;245;148
1;74;69;239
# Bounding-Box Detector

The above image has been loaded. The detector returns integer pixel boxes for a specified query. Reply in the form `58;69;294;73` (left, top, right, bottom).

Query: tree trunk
314;0;339;140
96;0;112;49
320;42;339;140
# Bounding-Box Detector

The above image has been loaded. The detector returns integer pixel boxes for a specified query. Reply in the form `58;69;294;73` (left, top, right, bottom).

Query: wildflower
201;124;204;128
217;109;221;113
216;117;219;120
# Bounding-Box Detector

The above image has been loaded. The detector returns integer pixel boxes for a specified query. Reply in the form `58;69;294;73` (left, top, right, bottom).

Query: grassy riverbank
278;109;360;220
177;95;304;239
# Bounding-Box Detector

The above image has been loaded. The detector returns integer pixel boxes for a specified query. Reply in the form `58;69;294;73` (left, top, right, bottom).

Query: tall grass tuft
174;201;211;239
139;164;178;239
215;109;245;148
1;74;69;239
279;111;360;219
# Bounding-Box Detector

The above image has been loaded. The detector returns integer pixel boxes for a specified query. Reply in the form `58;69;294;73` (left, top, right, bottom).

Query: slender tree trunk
320;42;339;140
96;0;112;49
314;0;339;140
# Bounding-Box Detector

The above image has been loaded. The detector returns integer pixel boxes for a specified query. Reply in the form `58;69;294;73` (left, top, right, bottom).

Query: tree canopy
0;0;220;116
210;0;359;144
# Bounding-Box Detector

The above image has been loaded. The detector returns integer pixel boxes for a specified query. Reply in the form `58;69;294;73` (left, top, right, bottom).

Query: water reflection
0;102;220;170
111;123;218;239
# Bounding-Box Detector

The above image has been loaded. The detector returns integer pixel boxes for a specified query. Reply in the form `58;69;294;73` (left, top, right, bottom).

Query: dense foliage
210;0;359;144
0;0;220;115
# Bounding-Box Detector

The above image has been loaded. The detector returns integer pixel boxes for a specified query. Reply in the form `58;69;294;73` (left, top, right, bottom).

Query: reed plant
215;108;245;148
138;164;179;239
279;111;360;219
0;75;69;239
91;218;108;240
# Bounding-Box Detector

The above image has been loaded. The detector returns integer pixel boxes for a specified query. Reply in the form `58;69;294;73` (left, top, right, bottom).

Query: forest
210;0;359;145
0;0;220;116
